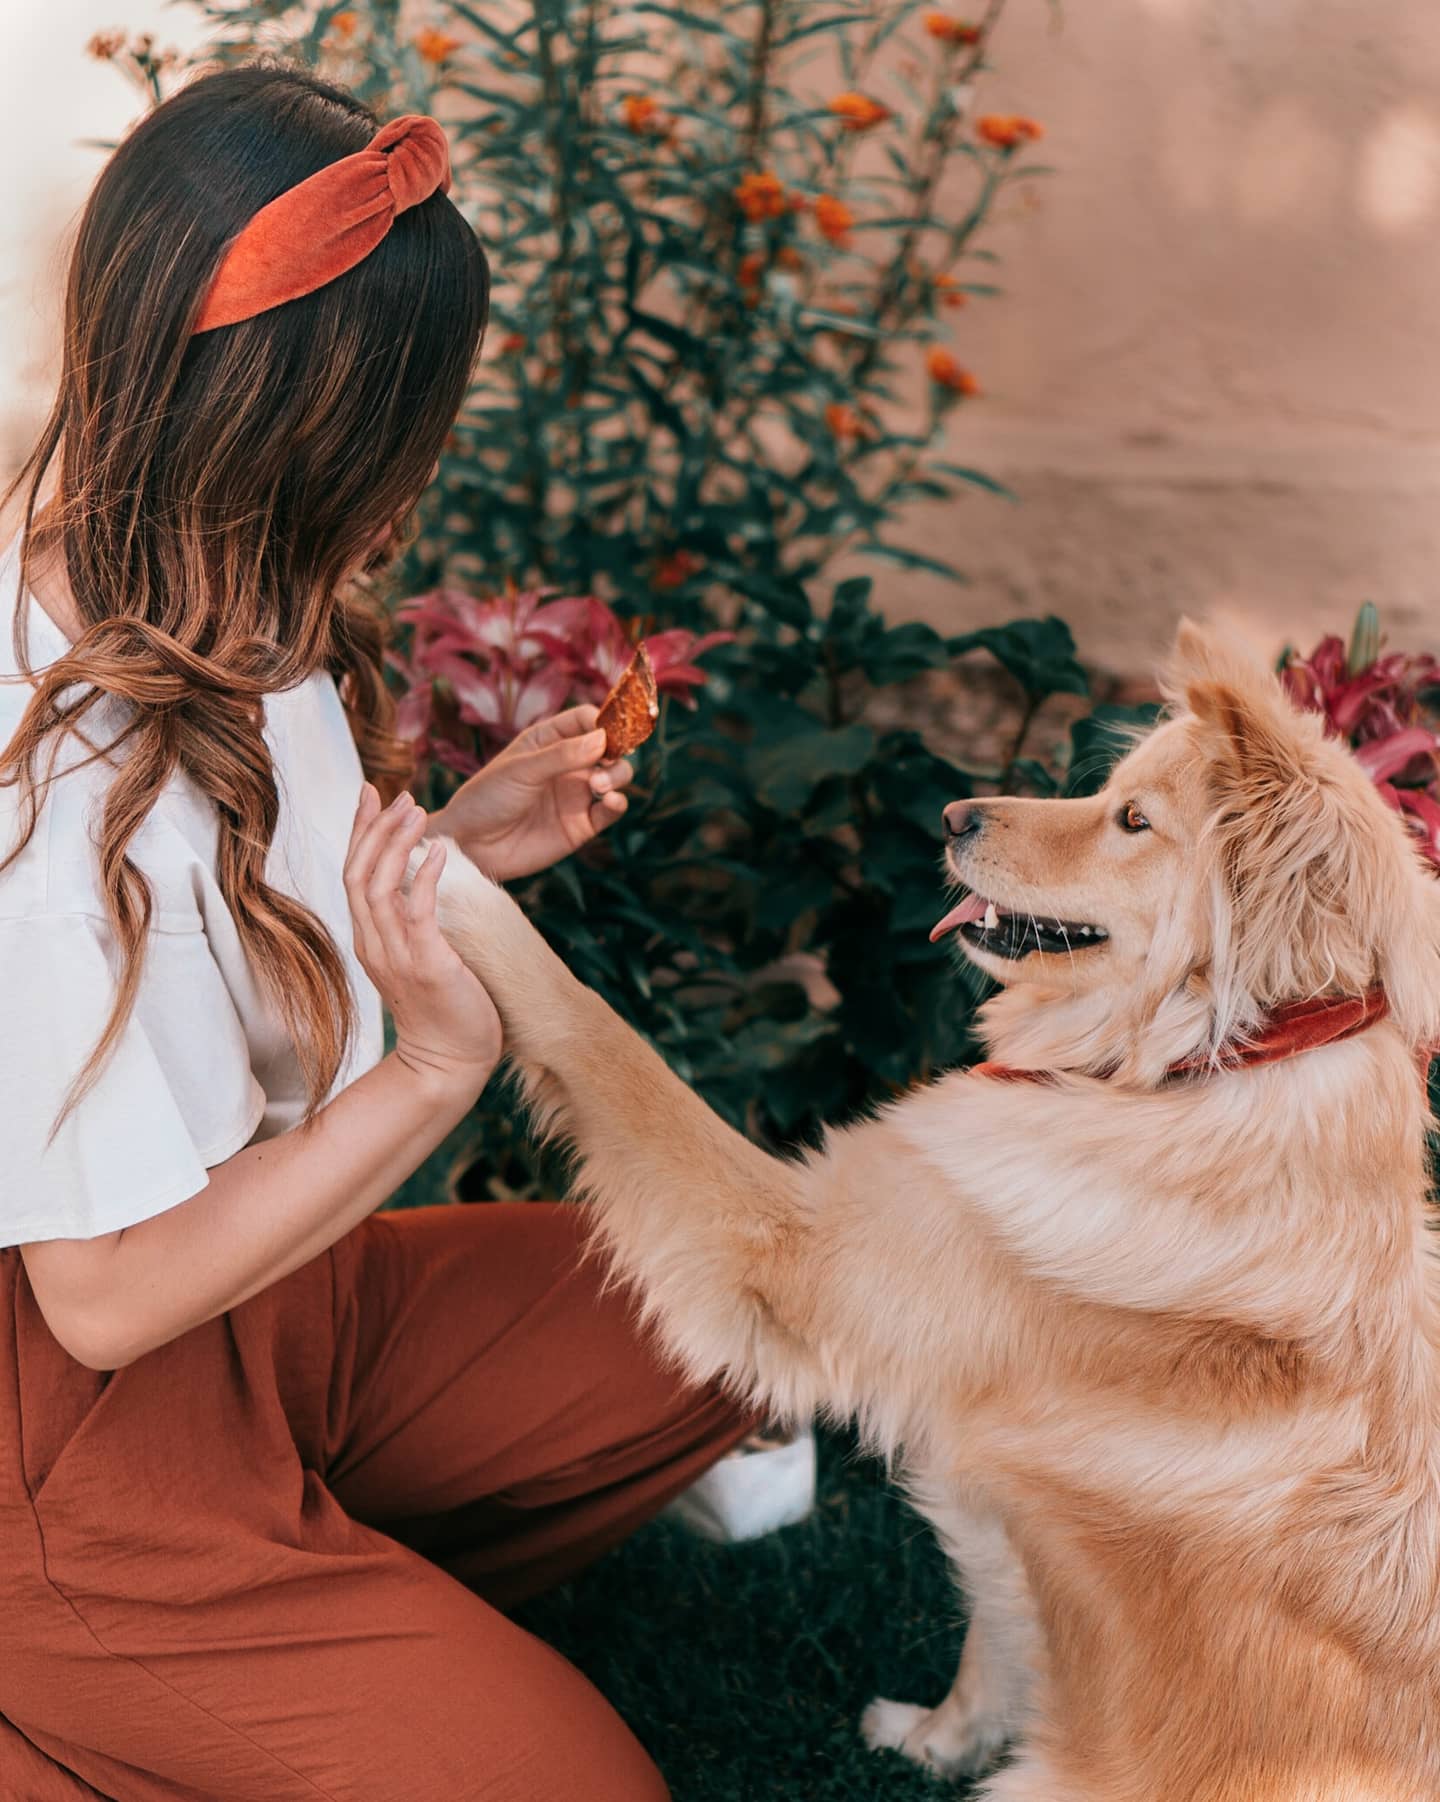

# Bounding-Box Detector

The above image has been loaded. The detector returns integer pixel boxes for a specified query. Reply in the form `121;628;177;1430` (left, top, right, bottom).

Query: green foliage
517;1428;970;1799
168;0;1095;1185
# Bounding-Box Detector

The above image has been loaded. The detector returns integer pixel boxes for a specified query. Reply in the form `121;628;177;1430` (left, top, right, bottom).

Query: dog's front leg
864;1481;1041;1780
433;845;826;1414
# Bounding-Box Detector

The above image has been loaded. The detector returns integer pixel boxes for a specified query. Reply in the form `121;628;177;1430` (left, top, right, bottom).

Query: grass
515;1429;974;1800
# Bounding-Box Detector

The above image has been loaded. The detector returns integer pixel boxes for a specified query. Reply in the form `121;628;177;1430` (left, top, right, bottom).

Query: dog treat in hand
596;643;659;760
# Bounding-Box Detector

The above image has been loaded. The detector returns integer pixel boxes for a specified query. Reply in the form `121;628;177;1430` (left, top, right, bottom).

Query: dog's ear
1174;631;1315;803
1171;622;1440;1050
1184;673;1318;799
1165;617;1271;693
1378;850;1440;1051
1164;621;1304;780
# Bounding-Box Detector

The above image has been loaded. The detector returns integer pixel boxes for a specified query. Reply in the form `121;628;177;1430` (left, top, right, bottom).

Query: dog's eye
1118;801;1151;834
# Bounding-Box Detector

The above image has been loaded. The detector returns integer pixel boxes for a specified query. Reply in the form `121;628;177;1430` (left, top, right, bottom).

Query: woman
0;63;748;1801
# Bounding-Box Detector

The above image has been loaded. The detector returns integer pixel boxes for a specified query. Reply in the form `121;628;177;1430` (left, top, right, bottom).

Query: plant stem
741;0;780;170
1001;688;1042;787
849;0;1008;387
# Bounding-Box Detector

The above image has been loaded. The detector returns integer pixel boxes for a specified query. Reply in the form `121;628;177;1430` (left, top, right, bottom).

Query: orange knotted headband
194;113;452;334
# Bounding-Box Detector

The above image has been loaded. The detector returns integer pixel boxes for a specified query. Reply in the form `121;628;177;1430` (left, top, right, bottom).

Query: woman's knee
477;1631;670;1802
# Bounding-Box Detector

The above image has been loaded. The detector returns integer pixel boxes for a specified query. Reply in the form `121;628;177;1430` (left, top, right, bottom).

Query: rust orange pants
0;1203;752;1801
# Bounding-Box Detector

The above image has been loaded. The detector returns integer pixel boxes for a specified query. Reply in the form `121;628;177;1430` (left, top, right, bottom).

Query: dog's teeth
984;903;999;931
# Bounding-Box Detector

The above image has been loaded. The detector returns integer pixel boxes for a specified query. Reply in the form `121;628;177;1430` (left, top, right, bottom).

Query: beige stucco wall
5;1;1440;676
0;2;207;477
918;0;1440;672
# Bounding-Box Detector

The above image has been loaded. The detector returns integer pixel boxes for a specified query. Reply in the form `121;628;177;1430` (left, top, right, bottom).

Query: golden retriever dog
430;622;1440;1801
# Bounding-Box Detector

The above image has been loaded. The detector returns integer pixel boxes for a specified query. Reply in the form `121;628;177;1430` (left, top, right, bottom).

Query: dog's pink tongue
930;893;989;943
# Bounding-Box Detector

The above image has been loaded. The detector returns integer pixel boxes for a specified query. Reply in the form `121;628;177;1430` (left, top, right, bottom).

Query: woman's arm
22;1051;480;1370
23;788;501;1371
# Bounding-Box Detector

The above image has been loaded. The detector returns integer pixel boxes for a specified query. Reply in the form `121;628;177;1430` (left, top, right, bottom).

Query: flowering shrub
129;0;1080;1197
1281;604;1440;866
392;587;730;771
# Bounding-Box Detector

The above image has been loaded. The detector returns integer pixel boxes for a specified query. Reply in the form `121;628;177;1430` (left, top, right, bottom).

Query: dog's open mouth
930;892;1109;959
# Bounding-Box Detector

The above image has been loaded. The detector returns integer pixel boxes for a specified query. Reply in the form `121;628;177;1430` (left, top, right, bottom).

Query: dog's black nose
943;803;982;843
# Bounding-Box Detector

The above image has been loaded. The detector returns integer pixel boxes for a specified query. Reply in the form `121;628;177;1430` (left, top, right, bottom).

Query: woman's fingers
548;703;601;739
590;756;634;797
519;705;601;751
406;840;466;979
589;789;628;834
407;837;446;923
525;727;608;782
405;838;446;949
347;793;426;977
348;780;382;844
344;783;389;965
366;797;428;959
345;783;405;893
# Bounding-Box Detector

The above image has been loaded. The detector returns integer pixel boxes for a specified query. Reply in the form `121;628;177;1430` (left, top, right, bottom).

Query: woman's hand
430;706;635;883
345;785;502;1095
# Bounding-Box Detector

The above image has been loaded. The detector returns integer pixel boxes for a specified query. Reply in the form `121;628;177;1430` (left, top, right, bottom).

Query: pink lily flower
1282;613;1440;868
390;582;731;773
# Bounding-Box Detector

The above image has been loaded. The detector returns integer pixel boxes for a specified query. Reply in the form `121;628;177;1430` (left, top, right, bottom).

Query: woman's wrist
388;1040;497;1116
426;803;502;879
425;801;459;848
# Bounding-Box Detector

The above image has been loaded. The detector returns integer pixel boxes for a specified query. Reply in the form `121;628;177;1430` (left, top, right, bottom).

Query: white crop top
0;536;383;1246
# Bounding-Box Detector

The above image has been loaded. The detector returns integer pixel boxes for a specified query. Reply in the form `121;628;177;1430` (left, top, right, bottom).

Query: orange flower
923;13;982;44
655;550;703;590
775;245;806;272
414;26;462;64
829;92;891;133
735;171;788;222
738;251;765;291
330;9;359;39
825;403;865;443
86;29;125;60
621;94;661;135
934;273;969;309
977;114;1044;150
927;348;980;395
497;332;526;356
814;195;855;246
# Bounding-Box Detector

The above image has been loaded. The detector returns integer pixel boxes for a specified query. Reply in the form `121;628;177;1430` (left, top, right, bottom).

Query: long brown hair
1;63;489;1119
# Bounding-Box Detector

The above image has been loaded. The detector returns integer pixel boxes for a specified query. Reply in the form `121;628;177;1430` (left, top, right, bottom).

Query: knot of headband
194;114;452;335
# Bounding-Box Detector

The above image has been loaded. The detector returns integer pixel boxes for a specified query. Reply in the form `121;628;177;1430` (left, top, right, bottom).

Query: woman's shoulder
0;564;219;932
0;753;220;933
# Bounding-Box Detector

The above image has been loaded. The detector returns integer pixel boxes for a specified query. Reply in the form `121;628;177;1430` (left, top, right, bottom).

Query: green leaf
949;617;1089;700
1347;601;1380;675
1064;704;1162;797
932;462;1018;500
1007;757;1061;797
859;542;969;584
748;722;876;813
861;621;950;684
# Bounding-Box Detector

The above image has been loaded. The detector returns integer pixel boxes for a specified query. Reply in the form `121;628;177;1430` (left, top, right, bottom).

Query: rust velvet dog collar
973;988;1395;1087
194;114;452;334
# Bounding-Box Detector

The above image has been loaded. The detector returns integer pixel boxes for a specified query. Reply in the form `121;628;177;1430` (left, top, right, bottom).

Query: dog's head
937;621;1440;1080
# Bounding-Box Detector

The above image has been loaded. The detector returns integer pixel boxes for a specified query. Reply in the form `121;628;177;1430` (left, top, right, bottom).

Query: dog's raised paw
861;1695;1009;1779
